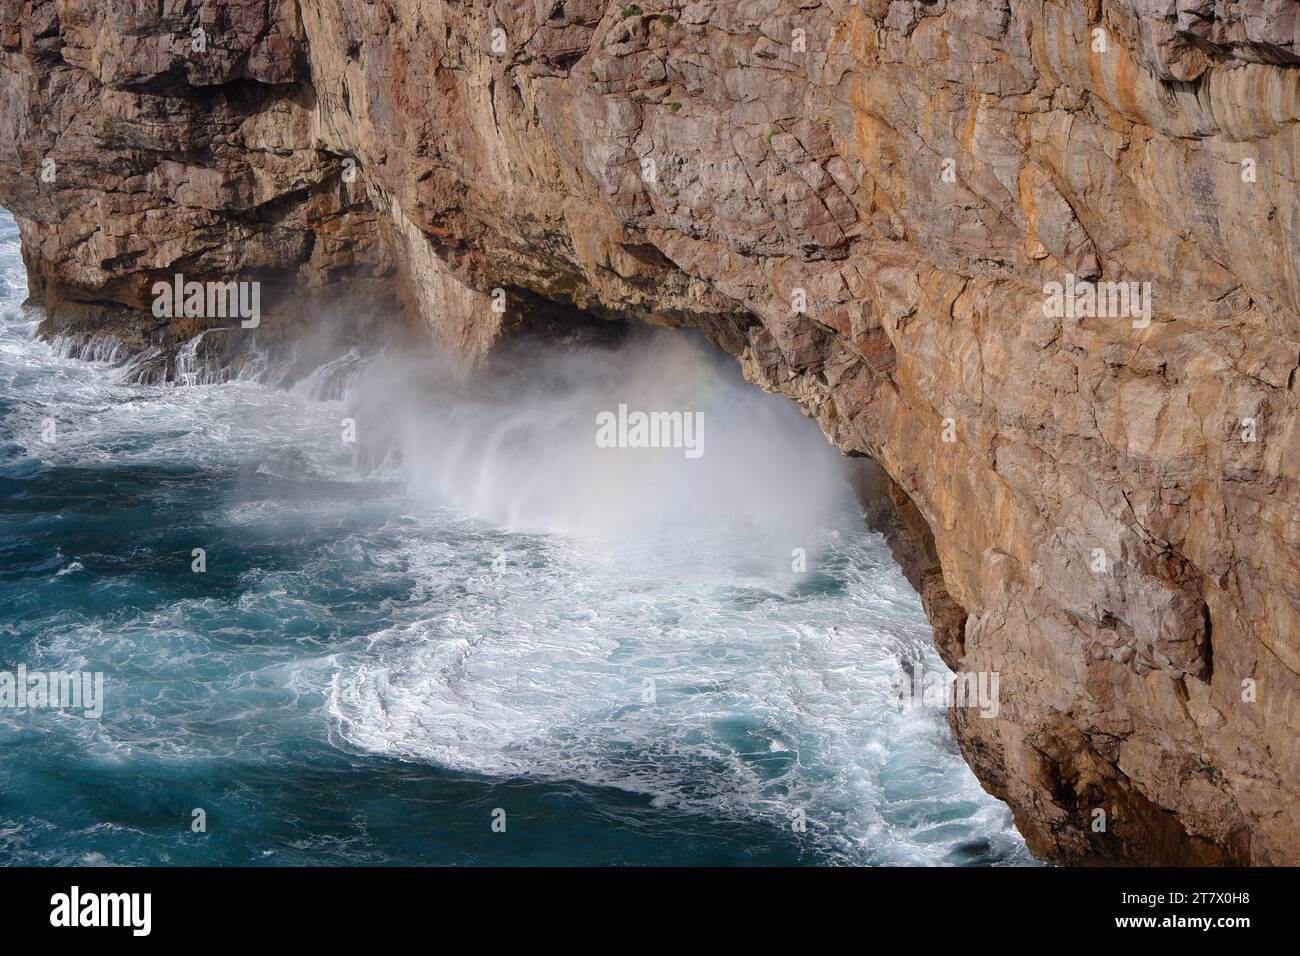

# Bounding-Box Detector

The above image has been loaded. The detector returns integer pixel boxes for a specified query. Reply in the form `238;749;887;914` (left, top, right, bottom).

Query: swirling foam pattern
0;211;1032;865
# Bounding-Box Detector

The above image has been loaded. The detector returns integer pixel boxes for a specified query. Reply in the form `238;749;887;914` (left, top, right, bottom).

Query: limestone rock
2;0;1298;864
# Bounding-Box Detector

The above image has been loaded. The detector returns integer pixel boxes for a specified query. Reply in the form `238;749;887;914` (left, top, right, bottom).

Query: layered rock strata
2;0;1298;864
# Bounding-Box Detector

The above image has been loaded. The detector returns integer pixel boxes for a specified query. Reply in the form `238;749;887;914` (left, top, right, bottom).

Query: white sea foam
316;337;1029;864
0;208;1030;865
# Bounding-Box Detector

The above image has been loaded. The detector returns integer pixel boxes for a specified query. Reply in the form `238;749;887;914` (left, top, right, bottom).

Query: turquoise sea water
0;210;1032;865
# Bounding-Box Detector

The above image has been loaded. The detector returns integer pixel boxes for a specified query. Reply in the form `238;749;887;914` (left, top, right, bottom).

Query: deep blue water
0;210;1032;865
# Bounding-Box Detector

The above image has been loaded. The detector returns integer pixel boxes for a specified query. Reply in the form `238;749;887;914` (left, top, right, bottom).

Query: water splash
0;209;1032;865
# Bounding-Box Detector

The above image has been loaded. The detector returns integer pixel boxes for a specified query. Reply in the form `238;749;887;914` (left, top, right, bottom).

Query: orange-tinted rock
2;0;1298;864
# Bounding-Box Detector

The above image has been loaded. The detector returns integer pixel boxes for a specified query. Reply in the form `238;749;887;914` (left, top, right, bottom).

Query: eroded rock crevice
2;0;1298;864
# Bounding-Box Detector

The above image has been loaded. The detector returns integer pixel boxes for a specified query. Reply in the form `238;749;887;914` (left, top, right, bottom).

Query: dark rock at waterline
1;0;1297;865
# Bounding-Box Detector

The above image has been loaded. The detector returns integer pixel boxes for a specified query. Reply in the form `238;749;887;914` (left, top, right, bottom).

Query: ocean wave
0;208;1031;866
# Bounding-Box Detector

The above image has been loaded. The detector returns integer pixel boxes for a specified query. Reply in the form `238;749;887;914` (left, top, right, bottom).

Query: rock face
2;0;1298;864
0;0;400;378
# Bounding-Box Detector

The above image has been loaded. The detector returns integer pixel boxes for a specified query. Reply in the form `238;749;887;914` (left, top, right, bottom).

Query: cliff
2;0;1298;864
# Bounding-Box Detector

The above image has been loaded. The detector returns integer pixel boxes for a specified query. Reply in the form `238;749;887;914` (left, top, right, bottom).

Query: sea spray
0;210;1032;866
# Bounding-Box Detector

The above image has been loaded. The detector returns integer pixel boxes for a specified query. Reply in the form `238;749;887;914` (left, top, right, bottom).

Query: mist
339;329;865;556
